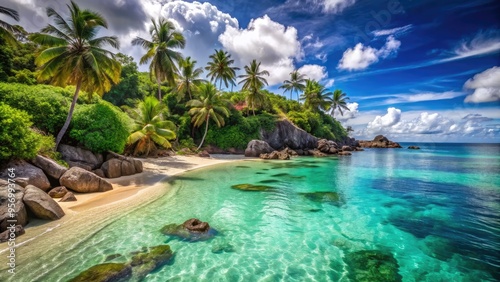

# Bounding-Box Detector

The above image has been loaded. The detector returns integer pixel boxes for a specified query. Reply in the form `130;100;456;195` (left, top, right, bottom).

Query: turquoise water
16;144;500;281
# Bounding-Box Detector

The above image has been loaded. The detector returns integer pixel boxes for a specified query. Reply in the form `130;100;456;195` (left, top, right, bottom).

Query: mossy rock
69;263;132;282
300;192;344;206
130;245;173;279
231;184;274;191
344;250;402;282
160;223;218;241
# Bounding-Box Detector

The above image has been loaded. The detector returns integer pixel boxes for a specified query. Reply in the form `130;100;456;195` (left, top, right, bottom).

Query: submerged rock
161;219;217;241
104;254;123;262
231;184;274;191
69;263;132;282
130;245;174;279
299;192;344;206
211;242;236;254
408;146;420;150
344;250;402;282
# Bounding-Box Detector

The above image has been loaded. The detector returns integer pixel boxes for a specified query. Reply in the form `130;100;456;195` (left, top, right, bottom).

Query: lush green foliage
103;54;142;106
239;60;269;115
0;103;42;161
0;83;72;134
125;96;176;156
288;110;347;140
175;56;206;101
279;70;306;101
205;49;239;89
70;101;131;153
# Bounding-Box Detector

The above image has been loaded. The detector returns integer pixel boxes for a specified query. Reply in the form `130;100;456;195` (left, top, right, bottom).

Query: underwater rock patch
69;263;132;282
231;184;275;191
258;179;281;184
299;192;344;206
130;245;174;279
211;242;236;254
160;218;217;241
344;250;402;282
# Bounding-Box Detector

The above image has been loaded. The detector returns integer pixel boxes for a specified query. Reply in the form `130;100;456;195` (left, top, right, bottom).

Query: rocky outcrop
0;225;25;243
101;157;143;178
261;120;318;150
101;158;121;178
259;148;292;160
48;186;68;198
198;150;211;158
408;146;420;150
182;218;210;233
60;167;113;193
31;155;68;179
23;185;65;220
60;192;77;202
1;160;51;191
58;144;103;170
69;263;132;282
121;160;136;176
245;140;274;157
344;250;402;282
161;218;217;241
359;135;402;148
317;139;339;154
0;180;28;232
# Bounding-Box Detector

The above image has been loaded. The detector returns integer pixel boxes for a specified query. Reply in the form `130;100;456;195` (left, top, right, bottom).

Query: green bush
287;110;347;141
0;103;42;161
70;101;131;153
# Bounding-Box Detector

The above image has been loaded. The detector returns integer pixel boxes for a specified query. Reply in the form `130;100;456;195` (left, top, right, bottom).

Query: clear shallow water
18;144;500;281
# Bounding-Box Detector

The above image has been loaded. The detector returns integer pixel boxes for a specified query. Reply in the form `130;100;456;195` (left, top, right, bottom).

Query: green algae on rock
130;245;174;279
299;191;344;206
231;183;275;191
69;263;132;282
160;219;218;241
344;250;402;282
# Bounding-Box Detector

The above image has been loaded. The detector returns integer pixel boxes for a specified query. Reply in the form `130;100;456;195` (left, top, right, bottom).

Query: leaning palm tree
239;59;269;115
176;56;206;101
187;83;230;150
30;1;121;148
126;96;176;156
300;80;332;112
132;18;185;100
279;70;306;101
205;49;239;89
0;5;20;46
330;89;350;117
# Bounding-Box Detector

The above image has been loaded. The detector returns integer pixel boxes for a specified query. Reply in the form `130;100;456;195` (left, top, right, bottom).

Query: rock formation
23;185;65;220
31;155;68;179
60;167;113;193
0;160;51;191
261;120;318;150
48;186;68;198
0;180;28;232
245;140;274;157
59;144;104;171
359;135;402;148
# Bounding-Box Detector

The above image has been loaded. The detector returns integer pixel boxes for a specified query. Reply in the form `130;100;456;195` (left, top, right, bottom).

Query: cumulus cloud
464;66;500;103
362;108;497;138
219;15;302;85
297;64;328;81
338;36;401;71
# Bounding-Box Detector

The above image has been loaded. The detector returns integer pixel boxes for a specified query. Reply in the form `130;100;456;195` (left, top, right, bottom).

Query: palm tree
330;89;350;117
132;18;185;100
126;96;176;156
176;56;206;101
205;49;239;90
187;83;230;150
0;6;20;46
279;70;306;101
238;59;269;115
300;80;333;112
30;1;121;148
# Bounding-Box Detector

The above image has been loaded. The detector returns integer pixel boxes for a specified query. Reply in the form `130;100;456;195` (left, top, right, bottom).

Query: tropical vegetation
0;1;351;162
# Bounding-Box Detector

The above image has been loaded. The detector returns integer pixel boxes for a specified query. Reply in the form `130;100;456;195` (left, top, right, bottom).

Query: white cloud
335;102;358;121
372;25;413;37
322;0;356;14
364;91;465;105
441;30;500;63
298;64;328;81
219;15;302;85
338;35;401;71
366;107;402;130
464;66;500;103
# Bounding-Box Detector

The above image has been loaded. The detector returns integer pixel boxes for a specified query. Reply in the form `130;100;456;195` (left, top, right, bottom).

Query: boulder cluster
0;144;143;242
358;135;402;148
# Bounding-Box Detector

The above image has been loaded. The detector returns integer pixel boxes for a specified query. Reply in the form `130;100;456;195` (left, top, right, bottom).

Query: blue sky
6;0;500;142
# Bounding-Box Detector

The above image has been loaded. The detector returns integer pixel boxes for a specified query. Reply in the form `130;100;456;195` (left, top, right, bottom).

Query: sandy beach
0;155;246;277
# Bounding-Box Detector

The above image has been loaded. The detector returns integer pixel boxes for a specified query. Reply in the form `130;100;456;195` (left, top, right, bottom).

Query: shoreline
0;155;247;278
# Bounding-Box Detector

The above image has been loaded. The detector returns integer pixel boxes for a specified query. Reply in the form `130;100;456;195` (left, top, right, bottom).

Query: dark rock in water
259;148;292;160
418;235;454;261
245;140;274;157
300;192;344;206
271;173;305;179
69;263;132;282
408;146;420;150
0;225;25;243
258;179;280;184
308;208;322;212
161;219;217;241
183;218;210;233
211;242;236;254
231;184;274;191
130;245;174;279
104;254;123;262
359;135;402;149
344;250;402;282
338;151;352;156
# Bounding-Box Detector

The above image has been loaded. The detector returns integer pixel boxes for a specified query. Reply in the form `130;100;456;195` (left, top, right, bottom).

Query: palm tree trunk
55;79;82;149
252;101;256;116
197;117;210;150
156;75;162;101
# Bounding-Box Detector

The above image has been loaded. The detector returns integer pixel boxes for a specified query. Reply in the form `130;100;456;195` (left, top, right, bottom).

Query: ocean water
12;143;500;281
